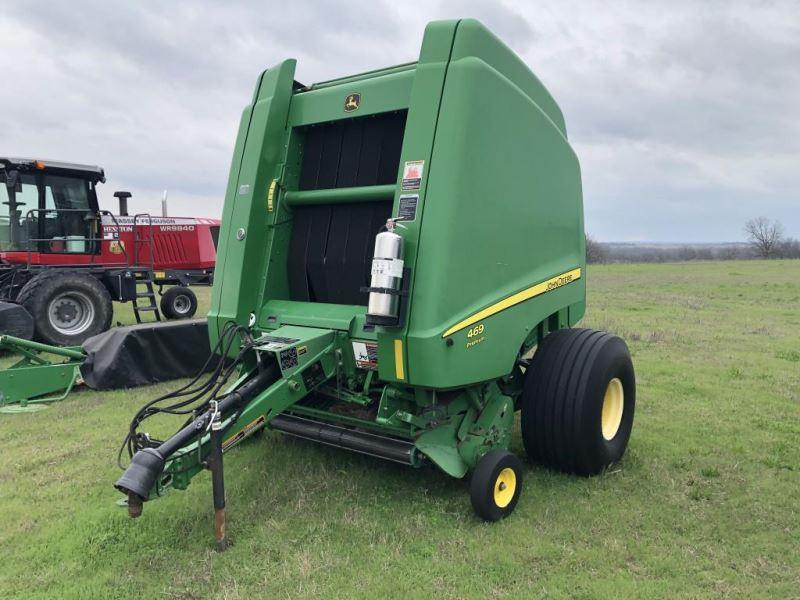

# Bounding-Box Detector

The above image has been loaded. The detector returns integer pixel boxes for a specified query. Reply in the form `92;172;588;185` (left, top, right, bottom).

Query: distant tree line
586;218;799;264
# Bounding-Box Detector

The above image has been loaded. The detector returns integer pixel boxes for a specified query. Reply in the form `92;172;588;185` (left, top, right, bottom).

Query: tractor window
43;175;92;211
44;186;56;211
0;175;9;248
39;175;96;254
0;173;37;251
11;174;39;212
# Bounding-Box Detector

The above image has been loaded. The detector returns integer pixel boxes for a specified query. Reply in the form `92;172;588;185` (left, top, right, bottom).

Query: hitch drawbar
114;367;277;518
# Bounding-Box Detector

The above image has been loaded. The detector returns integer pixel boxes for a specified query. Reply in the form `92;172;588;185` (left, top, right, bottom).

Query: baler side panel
375;19;461;383
405;27;585;388
449;19;567;137
208;92;261;346
208;60;296;350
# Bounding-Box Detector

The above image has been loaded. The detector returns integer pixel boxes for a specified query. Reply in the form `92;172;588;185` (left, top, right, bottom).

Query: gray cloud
1;0;797;241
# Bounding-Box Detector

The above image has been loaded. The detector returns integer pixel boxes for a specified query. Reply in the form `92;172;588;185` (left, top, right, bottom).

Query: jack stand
208;402;228;551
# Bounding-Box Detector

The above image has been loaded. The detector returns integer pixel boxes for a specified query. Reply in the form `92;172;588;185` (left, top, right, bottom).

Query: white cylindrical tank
367;226;404;323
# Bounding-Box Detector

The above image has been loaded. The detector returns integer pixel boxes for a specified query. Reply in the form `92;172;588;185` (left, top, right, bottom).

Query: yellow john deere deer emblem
344;92;361;112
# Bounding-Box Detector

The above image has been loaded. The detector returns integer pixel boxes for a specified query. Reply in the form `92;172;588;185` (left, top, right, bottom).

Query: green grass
1;262;798;598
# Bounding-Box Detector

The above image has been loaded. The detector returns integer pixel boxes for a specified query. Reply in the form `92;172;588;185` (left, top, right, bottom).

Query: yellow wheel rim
493;467;516;508
601;377;624;440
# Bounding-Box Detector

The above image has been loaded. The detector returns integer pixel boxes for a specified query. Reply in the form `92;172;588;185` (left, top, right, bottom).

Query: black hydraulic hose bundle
115;322;281;517
117;322;249;469
115;366;278;508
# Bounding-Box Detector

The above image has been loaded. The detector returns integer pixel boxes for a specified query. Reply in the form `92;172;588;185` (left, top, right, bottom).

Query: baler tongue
115;324;339;545
252;326;335;380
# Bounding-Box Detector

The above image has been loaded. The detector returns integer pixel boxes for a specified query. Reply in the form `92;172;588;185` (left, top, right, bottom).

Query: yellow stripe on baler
442;267;582;338
394;339;405;380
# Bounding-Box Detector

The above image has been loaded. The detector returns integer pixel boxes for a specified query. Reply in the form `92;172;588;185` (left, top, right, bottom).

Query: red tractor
0;157;219;345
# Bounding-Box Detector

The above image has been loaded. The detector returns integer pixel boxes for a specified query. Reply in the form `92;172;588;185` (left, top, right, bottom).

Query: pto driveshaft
115;365;278;517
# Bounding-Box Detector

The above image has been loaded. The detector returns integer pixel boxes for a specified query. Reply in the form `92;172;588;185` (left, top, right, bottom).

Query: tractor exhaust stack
113;191;131;216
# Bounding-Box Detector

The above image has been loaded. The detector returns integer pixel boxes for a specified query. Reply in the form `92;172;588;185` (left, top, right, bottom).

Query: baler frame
116;18;636;545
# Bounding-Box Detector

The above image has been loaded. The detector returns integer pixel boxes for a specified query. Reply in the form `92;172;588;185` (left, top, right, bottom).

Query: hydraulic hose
115;363;279;514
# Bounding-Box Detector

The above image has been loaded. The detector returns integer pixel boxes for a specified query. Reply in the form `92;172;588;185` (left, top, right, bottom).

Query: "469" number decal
467;323;485;338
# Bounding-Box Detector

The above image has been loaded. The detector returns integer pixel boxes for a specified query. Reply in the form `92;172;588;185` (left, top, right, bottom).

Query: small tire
470;449;523;522
160;286;198;319
521;328;635;476
16;270;113;346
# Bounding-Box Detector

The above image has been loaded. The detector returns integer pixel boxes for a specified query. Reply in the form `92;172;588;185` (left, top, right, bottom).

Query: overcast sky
2;1;797;242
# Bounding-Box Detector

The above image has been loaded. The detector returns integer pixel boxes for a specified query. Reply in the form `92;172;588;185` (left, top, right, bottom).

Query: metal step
131;269;162;323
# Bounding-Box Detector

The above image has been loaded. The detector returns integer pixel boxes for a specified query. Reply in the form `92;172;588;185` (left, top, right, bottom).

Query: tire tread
522;327;635;476
17;270;113;345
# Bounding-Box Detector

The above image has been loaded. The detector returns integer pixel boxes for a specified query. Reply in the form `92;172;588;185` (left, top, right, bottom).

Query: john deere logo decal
344;93;360;112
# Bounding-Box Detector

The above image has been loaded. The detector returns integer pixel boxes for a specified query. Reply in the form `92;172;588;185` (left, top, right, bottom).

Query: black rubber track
521;328;636;476
16;270;113;346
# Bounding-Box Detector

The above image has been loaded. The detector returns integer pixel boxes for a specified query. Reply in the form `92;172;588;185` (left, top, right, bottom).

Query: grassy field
0;261;798;599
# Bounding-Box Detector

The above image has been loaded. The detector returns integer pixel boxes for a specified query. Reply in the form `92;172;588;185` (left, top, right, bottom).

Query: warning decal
257;334;301;352
279;347;299;371
398;194;418;221
260;335;300;345
370;257;404;278
301;361;326;390
222;415;266;452
402;160;424;190
352;341;379;369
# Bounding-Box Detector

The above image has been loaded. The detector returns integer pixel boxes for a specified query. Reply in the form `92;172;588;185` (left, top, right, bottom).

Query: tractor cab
0;158;104;259
0;157;218;346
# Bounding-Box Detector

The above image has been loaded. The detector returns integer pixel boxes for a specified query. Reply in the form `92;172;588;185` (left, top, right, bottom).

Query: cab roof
0;157;106;183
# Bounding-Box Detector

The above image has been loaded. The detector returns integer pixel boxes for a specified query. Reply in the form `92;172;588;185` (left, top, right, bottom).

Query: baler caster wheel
470;449;523;522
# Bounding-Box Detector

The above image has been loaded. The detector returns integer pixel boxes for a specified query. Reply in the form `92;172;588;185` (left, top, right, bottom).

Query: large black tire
160;286;198;319
16;270;113;346
470;449;523;522
521;328;635;476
